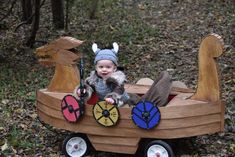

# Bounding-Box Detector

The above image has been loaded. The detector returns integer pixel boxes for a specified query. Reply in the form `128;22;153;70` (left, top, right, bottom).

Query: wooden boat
35;34;225;157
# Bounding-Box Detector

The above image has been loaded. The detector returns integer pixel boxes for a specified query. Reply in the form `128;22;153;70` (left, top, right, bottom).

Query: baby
75;42;130;107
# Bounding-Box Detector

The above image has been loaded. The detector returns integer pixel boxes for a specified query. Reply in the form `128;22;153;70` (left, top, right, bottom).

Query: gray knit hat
92;42;119;65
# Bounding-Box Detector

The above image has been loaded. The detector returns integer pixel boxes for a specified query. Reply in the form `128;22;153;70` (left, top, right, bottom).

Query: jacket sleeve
73;71;97;101
73;81;94;101
104;76;126;106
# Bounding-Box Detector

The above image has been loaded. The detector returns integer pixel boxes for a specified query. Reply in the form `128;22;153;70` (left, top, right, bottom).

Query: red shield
61;95;82;122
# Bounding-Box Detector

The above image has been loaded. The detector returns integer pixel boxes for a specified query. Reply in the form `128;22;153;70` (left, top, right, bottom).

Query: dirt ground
0;0;234;156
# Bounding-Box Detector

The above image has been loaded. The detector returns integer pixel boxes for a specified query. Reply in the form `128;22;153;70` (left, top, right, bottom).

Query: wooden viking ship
35;34;225;157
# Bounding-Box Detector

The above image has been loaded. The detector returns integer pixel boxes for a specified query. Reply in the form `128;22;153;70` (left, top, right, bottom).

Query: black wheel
145;140;174;157
62;134;90;157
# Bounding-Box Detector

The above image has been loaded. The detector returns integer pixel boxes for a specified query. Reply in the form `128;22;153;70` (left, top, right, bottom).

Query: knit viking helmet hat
92;42;119;65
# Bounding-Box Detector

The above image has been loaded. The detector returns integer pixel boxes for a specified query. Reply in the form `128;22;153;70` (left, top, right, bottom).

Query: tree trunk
26;0;40;48
21;0;32;23
65;0;69;30
51;0;64;29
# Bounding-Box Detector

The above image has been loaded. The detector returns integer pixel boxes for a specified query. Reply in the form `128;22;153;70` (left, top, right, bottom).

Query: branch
0;0;18;22
14;0;46;32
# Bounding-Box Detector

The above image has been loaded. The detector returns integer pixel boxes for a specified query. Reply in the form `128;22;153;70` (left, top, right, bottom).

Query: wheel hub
147;144;169;157
74;144;79;150
156;152;160;157
65;136;87;157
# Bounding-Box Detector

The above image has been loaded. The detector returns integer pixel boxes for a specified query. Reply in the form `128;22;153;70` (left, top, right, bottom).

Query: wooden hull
36;87;224;154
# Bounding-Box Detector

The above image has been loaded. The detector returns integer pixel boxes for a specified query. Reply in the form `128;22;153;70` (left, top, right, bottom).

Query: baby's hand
105;98;115;104
76;89;86;97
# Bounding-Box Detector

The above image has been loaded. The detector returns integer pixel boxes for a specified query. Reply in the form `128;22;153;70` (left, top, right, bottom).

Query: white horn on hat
92;43;99;54
113;42;119;54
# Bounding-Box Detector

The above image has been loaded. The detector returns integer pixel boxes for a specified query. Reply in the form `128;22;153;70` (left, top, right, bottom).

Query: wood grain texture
191;33;224;102
37;101;222;129
47;64;80;92
37;110;222;139
35;37;83;92
36;90;224;137
124;83;194;95
88;135;140;154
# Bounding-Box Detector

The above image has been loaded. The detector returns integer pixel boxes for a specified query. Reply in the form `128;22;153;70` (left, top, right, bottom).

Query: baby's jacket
75;70;129;107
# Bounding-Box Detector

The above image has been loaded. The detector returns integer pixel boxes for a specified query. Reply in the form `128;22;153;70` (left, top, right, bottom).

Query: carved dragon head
35;37;83;66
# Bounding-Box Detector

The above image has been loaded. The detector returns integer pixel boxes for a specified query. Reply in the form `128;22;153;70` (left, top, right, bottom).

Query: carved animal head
35;37;83;66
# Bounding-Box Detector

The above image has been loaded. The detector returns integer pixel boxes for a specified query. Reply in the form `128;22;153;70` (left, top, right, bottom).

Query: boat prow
35;34;225;155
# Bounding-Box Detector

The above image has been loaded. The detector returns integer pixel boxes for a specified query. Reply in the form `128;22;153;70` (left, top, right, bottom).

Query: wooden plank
37;90;222;120
144;122;221;138
38;110;222;139
167;93;200;106
37;98;222;129
92;143;137;154
42;89;70;99
37;102;221;130
87;135;140;146
136;114;221;130
36;90;62;110
124;84;194;95
37;102;101;126
37;102;63;119
124;84;150;94
220;101;225;131
160;102;221;119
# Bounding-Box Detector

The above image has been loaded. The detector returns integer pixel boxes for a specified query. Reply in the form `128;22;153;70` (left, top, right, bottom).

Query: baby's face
95;60;117;79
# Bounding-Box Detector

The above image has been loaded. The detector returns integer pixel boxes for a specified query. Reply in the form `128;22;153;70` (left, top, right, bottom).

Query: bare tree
26;0;40;47
15;0;45;32
21;0;32;23
65;0;69;30
51;0;64;29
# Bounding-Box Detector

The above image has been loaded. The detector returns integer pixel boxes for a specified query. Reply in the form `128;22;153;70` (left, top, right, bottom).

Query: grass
0;64;50;100
0;0;234;156
1;124;35;155
0;63;51;155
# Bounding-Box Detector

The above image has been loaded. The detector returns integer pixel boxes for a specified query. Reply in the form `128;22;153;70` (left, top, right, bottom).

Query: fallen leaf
1;140;8;151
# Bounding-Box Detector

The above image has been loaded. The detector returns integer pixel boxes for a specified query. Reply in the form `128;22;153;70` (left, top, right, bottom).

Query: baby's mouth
102;73;108;75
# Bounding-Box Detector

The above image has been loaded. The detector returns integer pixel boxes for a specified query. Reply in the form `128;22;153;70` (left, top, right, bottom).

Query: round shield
92;101;120;127
132;101;161;129
61;95;84;122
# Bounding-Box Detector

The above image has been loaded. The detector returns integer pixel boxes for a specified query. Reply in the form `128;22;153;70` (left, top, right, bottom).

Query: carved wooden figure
35;37;83;92
191;33;224;102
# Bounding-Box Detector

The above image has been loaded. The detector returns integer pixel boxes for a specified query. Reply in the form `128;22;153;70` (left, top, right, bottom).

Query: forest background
0;0;234;156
